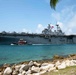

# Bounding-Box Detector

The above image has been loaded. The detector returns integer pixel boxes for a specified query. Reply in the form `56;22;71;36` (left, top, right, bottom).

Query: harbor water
0;44;76;65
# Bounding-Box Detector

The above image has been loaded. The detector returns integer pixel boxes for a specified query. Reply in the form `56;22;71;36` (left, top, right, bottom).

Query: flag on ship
51;26;54;29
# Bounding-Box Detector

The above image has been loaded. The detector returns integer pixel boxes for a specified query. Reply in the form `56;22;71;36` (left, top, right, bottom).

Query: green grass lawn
42;66;76;75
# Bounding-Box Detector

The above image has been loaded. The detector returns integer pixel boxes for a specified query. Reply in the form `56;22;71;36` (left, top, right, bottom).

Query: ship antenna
56;23;62;33
56;23;59;32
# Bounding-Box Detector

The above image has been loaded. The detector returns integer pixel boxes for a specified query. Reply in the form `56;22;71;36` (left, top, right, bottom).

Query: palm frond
50;0;59;10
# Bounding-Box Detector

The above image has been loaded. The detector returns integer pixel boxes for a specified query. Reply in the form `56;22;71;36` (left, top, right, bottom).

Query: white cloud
51;12;61;21
36;24;44;33
66;29;72;35
68;15;76;28
51;5;76;35
22;28;27;32
65;15;76;35
22;28;32;33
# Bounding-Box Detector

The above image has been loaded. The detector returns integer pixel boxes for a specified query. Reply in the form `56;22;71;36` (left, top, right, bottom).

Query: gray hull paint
0;35;76;45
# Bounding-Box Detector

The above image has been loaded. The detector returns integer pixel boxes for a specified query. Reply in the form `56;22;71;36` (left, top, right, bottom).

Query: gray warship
0;24;76;45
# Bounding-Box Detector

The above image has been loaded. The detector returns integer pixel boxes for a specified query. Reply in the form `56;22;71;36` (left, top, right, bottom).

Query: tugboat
11;39;27;45
18;39;27;45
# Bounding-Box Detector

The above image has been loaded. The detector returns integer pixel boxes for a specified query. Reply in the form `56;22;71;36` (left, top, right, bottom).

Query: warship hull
0;24;76;45
0;34;76;45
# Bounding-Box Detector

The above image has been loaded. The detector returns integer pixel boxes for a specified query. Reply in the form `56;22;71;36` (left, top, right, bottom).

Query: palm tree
50;0;59;10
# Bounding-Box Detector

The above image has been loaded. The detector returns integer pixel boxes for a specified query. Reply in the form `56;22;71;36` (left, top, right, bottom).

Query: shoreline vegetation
0;54;76;75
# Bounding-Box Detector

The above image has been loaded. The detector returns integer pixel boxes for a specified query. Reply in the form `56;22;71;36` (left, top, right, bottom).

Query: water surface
0;44;76;65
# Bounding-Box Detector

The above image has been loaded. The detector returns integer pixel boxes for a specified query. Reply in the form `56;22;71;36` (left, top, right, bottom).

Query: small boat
18;39;27;45
11;39;27;45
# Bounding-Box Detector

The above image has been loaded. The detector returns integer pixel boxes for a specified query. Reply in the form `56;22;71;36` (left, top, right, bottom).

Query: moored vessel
11;39;27;45
0;24;76;45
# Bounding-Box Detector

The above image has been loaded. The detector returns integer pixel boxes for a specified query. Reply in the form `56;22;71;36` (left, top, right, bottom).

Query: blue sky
0;0;76;34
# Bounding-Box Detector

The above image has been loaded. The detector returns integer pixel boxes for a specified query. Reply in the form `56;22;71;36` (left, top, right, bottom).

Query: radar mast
56;24;62;33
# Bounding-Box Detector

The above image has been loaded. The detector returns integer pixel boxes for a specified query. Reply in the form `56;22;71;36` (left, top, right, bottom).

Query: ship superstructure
42;24;64;35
